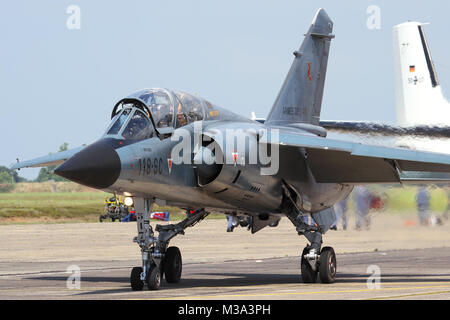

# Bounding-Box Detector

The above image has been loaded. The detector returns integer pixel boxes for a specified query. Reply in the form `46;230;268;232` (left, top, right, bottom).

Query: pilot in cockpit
145;92;174;128
175;100;187;128
152;104;173;128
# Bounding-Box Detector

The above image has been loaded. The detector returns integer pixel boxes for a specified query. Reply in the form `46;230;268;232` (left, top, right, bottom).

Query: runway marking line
148;283;450;300
1;280;450;299
1;284;450;299
366;290;450;300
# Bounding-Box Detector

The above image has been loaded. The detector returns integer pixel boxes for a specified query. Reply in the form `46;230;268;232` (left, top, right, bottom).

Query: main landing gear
300;245;337;284
130;200;208;290
282;183;337;284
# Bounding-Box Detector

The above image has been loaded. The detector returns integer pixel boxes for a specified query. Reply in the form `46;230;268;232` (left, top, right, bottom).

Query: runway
1;247;450;300
0;215;449;300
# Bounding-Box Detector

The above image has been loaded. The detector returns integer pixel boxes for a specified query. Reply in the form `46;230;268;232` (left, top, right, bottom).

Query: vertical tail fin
266;8;334;126
393;22;449;126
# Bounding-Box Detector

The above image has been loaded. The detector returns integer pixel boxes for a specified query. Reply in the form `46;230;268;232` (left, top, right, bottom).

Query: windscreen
122;110;154;140
107;109;131;135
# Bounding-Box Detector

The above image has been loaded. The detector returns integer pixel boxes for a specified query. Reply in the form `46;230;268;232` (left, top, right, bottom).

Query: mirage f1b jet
12;8;450;290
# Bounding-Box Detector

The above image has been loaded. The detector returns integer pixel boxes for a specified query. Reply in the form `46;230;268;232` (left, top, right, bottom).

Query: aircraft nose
54;139;121;189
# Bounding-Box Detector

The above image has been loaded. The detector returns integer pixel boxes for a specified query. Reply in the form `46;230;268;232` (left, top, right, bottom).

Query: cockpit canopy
131;89;175;129
107;107;154;140
105;88;245;141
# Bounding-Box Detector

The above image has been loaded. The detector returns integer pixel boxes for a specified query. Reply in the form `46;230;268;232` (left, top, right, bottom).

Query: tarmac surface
1;212;450;300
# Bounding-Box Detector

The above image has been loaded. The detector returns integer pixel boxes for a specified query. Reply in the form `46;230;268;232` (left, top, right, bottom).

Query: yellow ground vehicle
99;195;129;222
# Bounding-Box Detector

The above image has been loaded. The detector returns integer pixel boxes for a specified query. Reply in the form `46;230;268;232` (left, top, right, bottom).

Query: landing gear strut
282;182;337;284
130;199;208;290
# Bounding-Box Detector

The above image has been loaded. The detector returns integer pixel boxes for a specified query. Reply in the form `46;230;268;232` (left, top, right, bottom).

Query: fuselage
55;88;352;215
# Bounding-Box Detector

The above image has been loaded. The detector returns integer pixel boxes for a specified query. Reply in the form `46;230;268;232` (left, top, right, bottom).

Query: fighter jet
11;8;450;290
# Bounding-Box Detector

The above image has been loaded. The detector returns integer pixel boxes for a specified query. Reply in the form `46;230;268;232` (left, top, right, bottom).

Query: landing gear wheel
163;246;182;283
130;267;144;291
300;247;317;283
147;266;161;290
319;246;337;284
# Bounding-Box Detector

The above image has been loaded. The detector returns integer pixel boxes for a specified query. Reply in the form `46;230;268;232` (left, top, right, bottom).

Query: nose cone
54;140;121;189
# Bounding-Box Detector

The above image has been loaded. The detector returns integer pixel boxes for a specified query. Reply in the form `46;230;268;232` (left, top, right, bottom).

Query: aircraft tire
147;265;161;290
300;247;317;283
163;246;182;283
319;246;337;284
130;267;144;291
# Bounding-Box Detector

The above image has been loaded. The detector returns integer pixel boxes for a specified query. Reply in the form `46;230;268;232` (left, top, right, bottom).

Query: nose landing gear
130;200;208;291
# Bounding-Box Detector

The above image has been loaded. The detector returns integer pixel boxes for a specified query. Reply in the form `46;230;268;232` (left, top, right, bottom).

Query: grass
0;191;223;224
0;183;447;225
381;186;448;212
0;192;105;222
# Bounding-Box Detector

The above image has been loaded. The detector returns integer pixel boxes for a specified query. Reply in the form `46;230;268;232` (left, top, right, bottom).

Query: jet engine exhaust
321;122;450;138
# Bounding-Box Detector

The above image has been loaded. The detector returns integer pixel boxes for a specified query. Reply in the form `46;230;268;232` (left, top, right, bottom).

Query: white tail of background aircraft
393;21;450;126
250;21;450;154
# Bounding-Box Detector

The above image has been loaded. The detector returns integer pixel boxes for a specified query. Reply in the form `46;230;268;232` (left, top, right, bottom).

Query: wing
10;146;84;170
261;129;450;184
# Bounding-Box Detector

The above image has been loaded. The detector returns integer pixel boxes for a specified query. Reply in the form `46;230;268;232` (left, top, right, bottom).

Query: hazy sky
1;0;449;179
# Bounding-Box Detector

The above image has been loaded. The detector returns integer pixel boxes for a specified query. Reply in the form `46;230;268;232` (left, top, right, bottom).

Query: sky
1;0;449;179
